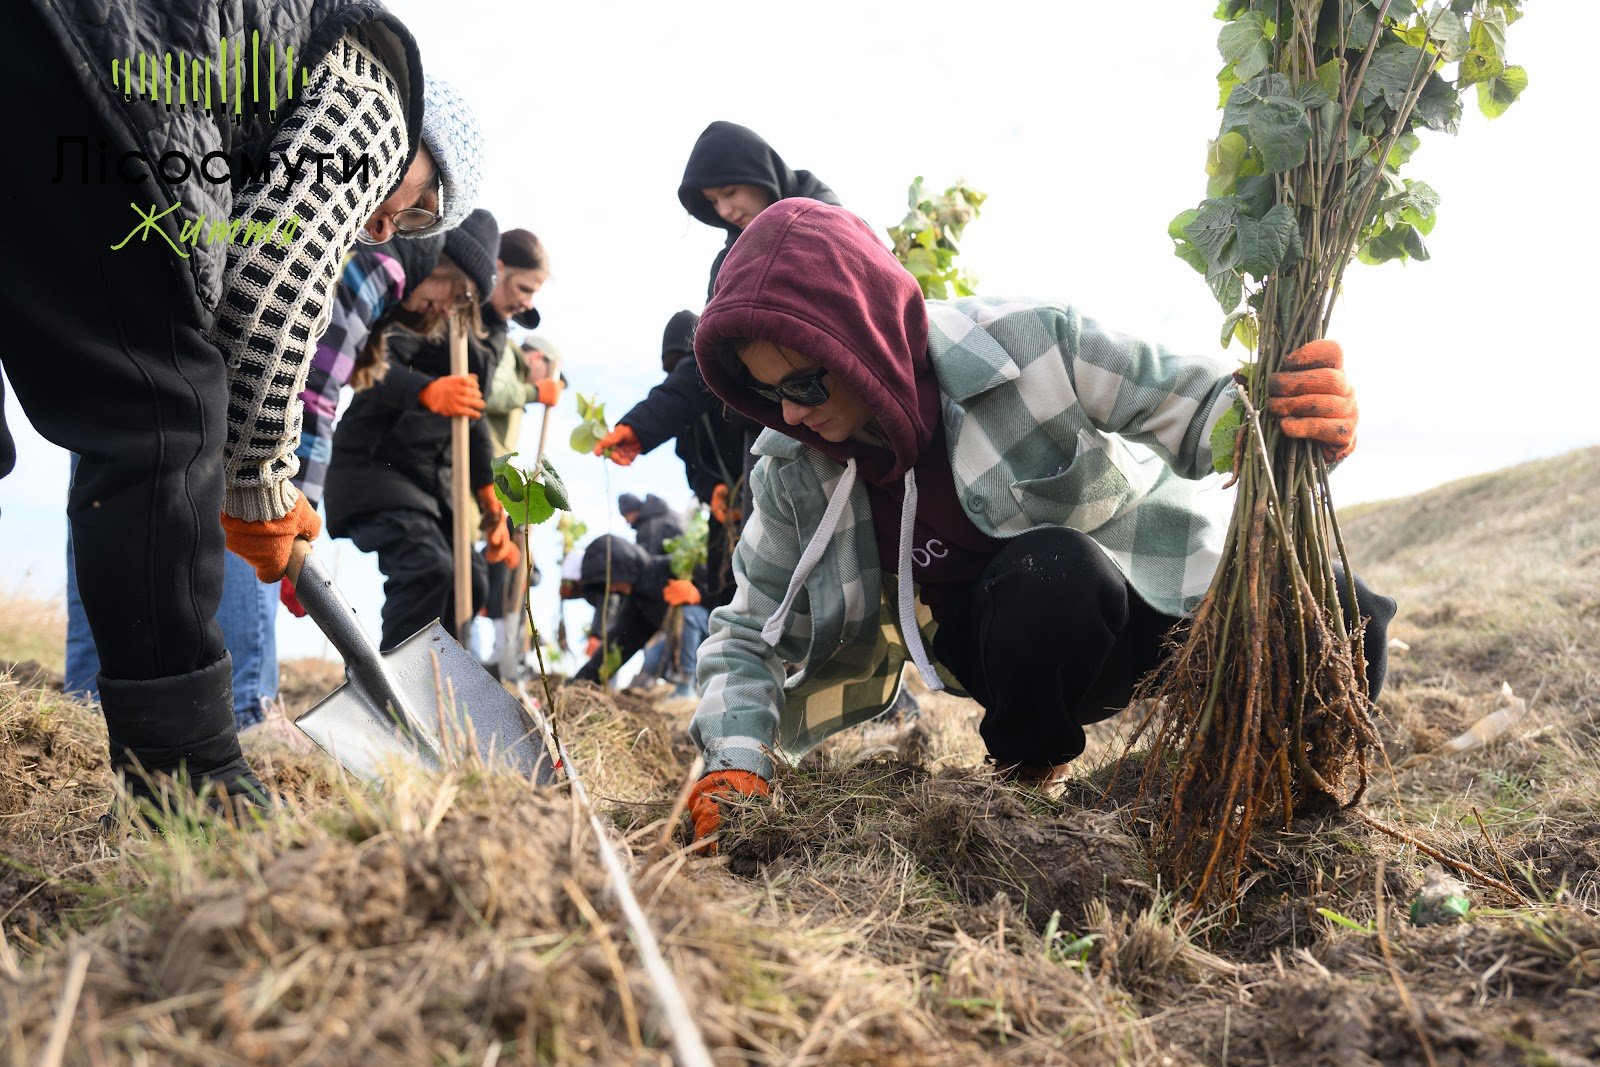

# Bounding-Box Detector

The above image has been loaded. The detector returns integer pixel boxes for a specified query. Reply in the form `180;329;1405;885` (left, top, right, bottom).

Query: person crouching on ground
682;200;1396;850
560;535;707;688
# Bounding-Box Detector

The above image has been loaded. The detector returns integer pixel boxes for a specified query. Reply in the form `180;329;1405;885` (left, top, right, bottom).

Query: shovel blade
297;621;556;785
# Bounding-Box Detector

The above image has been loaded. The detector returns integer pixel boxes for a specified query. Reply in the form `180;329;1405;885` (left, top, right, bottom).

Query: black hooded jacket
677;121;840;300
610;124;842;505
324;307;508;531
627;494;682;556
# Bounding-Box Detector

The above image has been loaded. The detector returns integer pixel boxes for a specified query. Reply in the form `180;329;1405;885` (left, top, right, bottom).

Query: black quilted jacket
31;0;422;329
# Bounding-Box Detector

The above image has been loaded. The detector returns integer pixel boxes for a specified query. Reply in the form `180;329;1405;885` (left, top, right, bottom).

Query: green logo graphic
111;34;314;119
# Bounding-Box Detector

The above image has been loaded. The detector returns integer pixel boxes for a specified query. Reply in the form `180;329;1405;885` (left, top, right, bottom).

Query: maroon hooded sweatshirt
693;199;1004;614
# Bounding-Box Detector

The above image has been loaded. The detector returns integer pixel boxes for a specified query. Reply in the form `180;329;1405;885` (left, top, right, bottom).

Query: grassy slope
1;448;1597;1065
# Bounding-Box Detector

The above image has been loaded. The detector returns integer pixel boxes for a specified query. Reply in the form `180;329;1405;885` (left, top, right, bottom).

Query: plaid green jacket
690;297;1238;779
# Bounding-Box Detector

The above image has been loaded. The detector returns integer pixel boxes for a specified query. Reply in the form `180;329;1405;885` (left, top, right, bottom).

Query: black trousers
930;527;1397;768
343;508;488;652
569;599;658;685
0;6;247;788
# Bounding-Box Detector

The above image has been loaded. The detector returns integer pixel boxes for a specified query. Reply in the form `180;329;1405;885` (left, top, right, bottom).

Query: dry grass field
1;447;1596;1064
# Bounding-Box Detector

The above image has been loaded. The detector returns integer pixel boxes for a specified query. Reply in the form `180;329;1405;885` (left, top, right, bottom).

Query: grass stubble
0;448;1597;1064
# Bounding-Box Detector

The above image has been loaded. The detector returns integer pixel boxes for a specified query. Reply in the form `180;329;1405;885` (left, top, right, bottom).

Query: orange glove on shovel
419;373;485;418
688;770;770;854
221;491;322;583
1266;339;1359;463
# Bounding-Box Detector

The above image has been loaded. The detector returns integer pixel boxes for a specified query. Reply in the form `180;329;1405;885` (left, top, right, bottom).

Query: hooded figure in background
618;493;683;556
681;199;1396;850
676;121;840;299
562;535;704;685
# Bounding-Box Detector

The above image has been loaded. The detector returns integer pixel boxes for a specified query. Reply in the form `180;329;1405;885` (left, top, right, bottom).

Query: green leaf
1209;400;1244;473
1477;64;1526;118
1205;262;1243;311
492;452;527;504
1237;202;1299;278
1183;199;1242;270
570;425;598;454
1358;41;1429;111
1249;95;1313;172
1205;132;1250;198
1218;13;1271;81
1315;57;1343;101
1394;180;1440;232
1414;73;1463;133
599;643;623;682
1221;73;1294;133
538;456;570;511
1219;308;1256;352
1385;131;1422;169
1357;223;1413;265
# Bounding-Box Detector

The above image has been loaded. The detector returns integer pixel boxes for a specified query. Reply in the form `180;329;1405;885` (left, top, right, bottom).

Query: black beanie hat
386;233;445;293
618;493;643;516
661;309;699;372
443;208;499;305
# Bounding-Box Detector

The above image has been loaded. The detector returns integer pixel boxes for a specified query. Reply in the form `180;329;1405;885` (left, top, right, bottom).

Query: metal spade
285;538;555;784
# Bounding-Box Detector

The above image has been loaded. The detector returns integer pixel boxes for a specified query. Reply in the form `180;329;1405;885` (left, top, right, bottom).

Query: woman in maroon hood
681;199;1394;850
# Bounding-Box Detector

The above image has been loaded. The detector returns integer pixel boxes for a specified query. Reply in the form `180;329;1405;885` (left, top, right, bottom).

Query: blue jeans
66;456;279;728
638;605;709;696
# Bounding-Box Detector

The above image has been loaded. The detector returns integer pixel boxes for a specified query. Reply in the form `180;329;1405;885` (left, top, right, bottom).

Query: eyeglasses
355;174;445;244
743;366;831;407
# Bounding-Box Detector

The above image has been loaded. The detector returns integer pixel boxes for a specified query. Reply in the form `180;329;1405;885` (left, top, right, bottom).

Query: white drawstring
895;469;944;692
761;459;857;645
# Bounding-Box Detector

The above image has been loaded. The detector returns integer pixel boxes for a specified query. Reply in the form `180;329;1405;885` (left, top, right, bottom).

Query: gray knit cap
414;75;485;236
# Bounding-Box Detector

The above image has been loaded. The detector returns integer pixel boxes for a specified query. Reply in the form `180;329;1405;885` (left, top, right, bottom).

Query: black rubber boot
98;653;266;812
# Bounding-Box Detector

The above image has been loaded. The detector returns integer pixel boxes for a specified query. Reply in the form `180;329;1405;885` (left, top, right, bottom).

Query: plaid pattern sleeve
690;456;812;780
291;250;405;507
210;35;409;521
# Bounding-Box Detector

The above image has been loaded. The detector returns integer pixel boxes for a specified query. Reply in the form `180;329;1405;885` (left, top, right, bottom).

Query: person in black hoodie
593;123;842;601
324;209;521;650
561;535;704;685
618;493;682;556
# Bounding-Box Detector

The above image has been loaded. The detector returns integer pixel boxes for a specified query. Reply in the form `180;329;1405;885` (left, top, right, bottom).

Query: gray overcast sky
4;1;1596;664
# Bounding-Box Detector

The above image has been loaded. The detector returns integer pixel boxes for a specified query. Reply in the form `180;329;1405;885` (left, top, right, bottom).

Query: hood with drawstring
677;122;840;295
694;198;959;692
694;199;938;485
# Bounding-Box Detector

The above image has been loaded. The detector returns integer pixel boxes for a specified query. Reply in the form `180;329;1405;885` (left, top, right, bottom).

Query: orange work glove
585;634;602;658
663;578;702;606
594;424;641;465
533;378;563;407
220;491;321;583
475;485;521;569
279;580;307;618
688;770;770;854
418;374;485;418
709;482;742;525
1266;339;1358;463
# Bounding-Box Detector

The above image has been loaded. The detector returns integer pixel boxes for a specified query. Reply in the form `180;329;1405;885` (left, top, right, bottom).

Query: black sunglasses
743;366;831;407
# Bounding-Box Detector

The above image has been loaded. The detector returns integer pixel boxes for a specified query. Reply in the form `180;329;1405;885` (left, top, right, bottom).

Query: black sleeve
617;358;723;455
360;330;437;411
569;602;659;684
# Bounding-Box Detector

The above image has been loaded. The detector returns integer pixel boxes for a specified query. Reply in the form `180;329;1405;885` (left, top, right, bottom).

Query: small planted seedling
570;393;610;456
